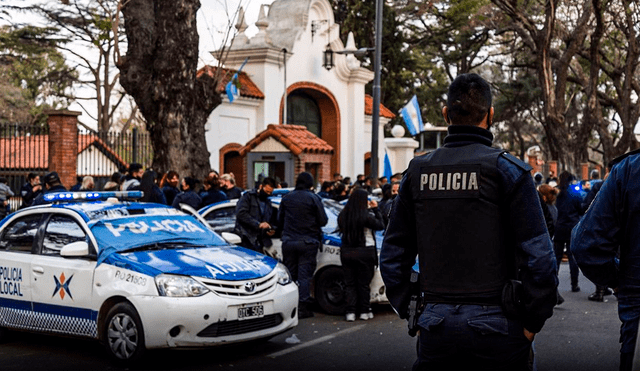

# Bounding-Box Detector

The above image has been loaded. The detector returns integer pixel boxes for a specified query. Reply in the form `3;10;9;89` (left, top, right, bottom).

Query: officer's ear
442;106;450;125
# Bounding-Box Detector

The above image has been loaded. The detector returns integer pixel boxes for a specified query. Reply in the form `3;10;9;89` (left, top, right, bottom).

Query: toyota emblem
244;282;256;293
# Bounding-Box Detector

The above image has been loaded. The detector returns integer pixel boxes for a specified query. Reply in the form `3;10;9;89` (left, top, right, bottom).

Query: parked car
198;196;388;315
0;191;298;362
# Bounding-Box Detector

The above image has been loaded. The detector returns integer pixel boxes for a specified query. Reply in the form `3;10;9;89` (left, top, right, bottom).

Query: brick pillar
547;160;558;179
581;163;589;181
46;110;81;189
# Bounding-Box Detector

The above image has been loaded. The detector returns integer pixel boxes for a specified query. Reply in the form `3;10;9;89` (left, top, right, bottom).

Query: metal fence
76;128;153;189
0;123;152;211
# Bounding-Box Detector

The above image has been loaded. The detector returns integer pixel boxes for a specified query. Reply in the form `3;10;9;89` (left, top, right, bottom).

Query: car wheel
315;266;347;315
103;302;145;362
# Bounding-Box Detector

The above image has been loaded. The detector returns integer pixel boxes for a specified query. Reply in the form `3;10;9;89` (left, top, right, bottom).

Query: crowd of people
7;164;247;212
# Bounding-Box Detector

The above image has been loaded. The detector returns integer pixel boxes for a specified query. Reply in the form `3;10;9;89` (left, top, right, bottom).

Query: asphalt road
0;262;622;371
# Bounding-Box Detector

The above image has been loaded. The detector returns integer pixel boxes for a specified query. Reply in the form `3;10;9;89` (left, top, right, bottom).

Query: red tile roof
365;94;396;119
0;134;127;169
240;124;334;156
197;65;265;100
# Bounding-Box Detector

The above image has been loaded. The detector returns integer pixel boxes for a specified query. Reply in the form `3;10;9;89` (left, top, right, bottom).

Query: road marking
268;324;367;358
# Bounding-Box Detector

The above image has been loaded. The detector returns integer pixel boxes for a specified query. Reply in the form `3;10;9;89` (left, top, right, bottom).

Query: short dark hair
28;172;39;181
183;176;199;190
128;163;143;174
262;177;276;188
446;73;492;126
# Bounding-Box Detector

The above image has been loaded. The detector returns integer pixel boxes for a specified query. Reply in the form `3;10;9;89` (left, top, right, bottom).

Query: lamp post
371;0;383;184
325;1;383;182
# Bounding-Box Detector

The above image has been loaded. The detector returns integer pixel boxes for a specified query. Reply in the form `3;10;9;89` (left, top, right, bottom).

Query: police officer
380;73;558;371
32;172;68;206
572;150;640;371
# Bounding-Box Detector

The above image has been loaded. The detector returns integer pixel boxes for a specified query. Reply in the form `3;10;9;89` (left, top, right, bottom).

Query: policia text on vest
419;165;480;198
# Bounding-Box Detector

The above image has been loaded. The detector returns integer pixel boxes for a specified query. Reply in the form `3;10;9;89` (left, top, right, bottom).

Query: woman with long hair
338;188;385;321
140;170;167;204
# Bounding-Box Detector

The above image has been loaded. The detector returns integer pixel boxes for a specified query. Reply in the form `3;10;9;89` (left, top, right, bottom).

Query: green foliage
0;25;75;125
329;0;419;129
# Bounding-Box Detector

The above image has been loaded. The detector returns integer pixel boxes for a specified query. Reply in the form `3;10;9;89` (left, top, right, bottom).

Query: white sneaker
367;312;374;320
346;313;356;322
359;313;369;321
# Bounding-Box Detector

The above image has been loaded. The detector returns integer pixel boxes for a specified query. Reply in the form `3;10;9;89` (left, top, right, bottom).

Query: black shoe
588;291;604;302
571;285;580;292
603;288;614;296
556;293;565;305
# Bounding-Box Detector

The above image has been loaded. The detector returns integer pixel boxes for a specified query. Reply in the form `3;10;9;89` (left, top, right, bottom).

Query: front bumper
128;282;298;349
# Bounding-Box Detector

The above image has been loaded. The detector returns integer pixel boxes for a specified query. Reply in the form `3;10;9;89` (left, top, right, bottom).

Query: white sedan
0;191;298;362
198;196;388;315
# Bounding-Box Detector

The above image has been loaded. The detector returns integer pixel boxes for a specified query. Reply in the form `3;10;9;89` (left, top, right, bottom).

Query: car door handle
33;266;45;274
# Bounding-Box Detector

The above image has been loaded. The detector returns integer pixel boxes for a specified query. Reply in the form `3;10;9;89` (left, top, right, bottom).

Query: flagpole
282;48;287;125
371;0;383;185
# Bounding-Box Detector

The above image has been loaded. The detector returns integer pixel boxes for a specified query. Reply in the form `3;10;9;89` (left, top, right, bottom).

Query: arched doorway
220;143;244;189
281;82;340;179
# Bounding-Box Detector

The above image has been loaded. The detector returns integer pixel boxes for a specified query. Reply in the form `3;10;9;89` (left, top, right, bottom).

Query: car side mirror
220;232;242;245
60;241;90;257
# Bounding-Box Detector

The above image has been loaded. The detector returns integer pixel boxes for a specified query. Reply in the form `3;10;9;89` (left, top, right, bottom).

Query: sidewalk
535;262;620;371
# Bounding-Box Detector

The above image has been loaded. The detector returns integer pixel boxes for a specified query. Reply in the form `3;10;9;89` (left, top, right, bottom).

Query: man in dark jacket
234;177;277;253
278;172;328;318
380;74;558;370
572;150;640;371
20;172;42;208
32;172;68;206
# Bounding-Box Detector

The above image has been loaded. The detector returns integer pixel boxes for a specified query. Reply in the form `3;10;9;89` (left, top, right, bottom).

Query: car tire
314;266;347;315
103;302;145;362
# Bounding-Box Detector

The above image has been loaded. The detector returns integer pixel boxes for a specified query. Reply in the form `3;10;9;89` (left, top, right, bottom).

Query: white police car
198;196;388;315
0;191;298;362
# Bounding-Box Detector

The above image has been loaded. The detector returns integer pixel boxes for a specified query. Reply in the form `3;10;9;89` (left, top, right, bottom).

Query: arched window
287;91;321;137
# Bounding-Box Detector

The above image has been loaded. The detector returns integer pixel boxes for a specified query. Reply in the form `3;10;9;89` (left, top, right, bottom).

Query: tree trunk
117;0;221;180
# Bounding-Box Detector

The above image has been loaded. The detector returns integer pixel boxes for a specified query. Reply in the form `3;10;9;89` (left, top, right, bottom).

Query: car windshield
321;198;343;235
89;214;228;264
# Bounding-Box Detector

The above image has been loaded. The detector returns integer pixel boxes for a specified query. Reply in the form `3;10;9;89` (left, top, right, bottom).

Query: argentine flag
225;58;249;103
384;150;393;181
400;95;424;136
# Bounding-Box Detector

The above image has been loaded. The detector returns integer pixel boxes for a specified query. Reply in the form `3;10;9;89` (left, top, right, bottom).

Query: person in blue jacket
172;177;202;210
380;73;558;370
572;149;640;371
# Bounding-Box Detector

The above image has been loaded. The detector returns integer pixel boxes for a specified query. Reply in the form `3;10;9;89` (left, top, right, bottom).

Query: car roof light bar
44;191;144;202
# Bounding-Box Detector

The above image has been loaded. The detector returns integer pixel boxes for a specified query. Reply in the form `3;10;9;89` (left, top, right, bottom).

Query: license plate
238;304;264;320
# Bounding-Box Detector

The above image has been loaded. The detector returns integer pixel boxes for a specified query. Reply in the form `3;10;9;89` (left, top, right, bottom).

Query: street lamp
323;45;334;70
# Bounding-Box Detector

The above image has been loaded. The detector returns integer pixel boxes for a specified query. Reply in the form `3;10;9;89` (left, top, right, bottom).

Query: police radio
407;271;423;337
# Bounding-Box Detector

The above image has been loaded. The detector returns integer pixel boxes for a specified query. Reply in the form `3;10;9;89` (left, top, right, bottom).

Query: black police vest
410;143;510;305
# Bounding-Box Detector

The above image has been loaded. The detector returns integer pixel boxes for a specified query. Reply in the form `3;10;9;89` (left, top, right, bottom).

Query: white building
202;0;400;188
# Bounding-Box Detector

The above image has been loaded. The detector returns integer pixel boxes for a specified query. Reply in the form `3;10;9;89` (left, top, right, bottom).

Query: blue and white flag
400;95;424;136
384;150;393;181
225;57;249;103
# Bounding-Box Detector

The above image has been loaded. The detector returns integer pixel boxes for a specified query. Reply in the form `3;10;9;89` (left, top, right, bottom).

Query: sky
197;0;276;68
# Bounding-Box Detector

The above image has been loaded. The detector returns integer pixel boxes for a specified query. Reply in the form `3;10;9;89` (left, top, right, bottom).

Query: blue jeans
413;304;532;371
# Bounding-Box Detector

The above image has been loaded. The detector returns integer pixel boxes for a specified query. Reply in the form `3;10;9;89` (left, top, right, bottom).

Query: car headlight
155;274;210;297
274;262;292;285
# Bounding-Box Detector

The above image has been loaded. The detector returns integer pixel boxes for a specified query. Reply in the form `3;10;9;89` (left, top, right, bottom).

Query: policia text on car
380;73;558;371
